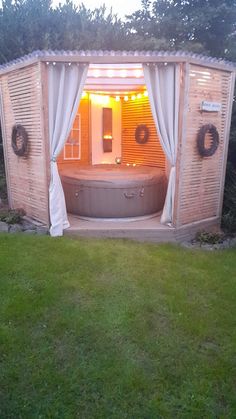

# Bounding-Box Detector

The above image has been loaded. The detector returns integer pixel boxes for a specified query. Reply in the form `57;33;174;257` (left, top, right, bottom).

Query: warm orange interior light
91;94;110;105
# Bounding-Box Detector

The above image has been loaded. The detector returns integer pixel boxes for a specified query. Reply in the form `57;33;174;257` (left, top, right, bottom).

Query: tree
127;0;236;59
0;0;52;63
0;0;129;64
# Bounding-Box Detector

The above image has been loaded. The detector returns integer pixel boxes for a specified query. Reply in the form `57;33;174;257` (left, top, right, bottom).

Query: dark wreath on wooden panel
11;124;28;157
197;124;219;157
135;124;149;144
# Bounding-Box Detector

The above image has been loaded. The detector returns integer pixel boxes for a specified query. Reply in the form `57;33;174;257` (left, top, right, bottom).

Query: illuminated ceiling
85;63;145;94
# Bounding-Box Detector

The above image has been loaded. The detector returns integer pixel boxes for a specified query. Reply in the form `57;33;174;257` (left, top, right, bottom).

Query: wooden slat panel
178;65;232;225
121;96;165;168
0;64;49;224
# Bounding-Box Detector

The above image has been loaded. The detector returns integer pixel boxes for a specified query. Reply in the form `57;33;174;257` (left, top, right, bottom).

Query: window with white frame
63;113;81;160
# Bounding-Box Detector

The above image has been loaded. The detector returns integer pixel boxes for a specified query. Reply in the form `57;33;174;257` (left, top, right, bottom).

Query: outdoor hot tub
60;164;167;218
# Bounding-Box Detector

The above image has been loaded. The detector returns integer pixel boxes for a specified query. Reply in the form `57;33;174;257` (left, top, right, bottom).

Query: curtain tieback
50;156;57;162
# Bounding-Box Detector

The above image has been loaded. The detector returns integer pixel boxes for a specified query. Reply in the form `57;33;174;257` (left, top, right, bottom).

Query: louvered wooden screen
121;96;165;168
0;63;49;224
177;65;232;226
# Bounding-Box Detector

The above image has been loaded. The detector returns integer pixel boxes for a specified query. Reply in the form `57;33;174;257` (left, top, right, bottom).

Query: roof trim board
0;50;235;76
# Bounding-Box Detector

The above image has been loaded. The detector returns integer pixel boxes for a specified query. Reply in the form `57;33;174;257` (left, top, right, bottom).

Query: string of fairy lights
46;61;149;103
81;90;149;103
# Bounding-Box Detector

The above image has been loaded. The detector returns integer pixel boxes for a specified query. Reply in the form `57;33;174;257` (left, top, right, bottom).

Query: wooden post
39;61;50;226
173;62;190;228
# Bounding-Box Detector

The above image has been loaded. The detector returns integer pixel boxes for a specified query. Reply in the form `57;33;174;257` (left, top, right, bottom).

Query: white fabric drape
143;63;180;224
48;62;88;236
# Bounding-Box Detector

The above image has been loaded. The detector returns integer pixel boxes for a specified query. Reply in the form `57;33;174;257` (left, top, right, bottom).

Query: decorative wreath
135;124;149;144
197;124;219;157
11;124;28;157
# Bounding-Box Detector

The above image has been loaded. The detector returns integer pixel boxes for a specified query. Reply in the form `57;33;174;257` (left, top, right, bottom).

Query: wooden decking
65;213;176;242
65;213;221;243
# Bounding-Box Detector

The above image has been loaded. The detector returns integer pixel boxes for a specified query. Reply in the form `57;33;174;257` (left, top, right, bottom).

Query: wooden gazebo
0;50;235;240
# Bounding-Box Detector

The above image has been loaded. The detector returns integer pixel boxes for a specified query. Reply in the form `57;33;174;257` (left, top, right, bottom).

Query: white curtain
48;62;88;236
143;63;180;224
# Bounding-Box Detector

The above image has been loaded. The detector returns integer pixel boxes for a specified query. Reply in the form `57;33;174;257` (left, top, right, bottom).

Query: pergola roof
0;50;235;75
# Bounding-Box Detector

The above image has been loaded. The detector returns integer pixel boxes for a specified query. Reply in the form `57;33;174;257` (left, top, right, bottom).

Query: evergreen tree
127;0;236;59
0;0;128;64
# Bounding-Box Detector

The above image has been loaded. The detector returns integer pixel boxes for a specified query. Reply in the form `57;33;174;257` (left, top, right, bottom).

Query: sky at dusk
53;0;142;19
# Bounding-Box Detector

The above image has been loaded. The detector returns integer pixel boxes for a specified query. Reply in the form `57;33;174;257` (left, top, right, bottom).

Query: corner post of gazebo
172;61;190;229
39;61;51;228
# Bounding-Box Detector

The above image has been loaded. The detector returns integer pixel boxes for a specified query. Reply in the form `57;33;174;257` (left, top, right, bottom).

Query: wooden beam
39;55;235;72
0;53;235;77
39;61;50;227
174;62;190;228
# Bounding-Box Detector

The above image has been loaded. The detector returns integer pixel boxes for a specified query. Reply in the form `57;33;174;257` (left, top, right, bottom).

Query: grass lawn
0;234;236;418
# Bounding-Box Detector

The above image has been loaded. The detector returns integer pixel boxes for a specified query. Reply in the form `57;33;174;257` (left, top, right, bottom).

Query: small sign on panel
200;101;221;112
